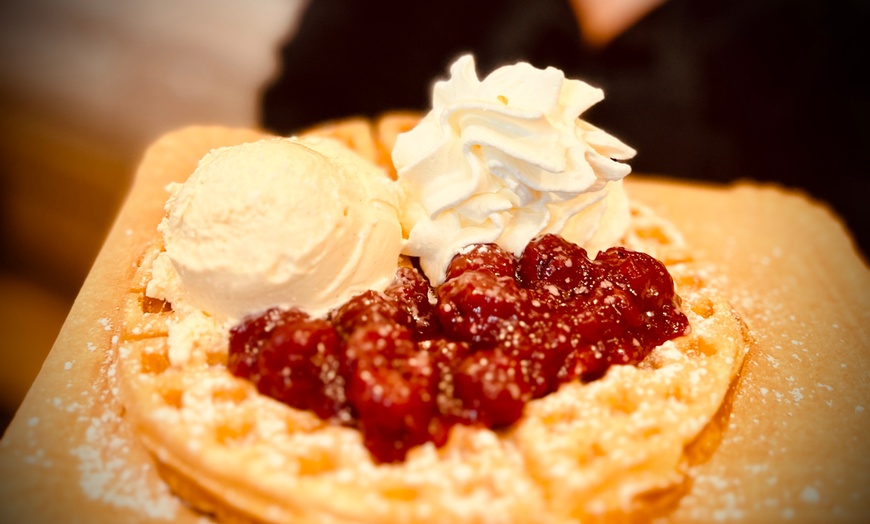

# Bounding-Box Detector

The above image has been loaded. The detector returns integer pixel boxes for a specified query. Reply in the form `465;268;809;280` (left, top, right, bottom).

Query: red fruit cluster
228;235;689;463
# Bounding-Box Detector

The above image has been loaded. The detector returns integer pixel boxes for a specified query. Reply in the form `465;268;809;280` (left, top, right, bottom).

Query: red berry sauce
228;235;690;463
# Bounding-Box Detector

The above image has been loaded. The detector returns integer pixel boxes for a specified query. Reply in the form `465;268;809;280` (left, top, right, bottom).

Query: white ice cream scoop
153;136;403;322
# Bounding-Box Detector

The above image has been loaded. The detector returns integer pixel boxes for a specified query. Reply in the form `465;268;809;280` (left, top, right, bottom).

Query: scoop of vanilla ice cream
148;136;403;322
393;54;636;285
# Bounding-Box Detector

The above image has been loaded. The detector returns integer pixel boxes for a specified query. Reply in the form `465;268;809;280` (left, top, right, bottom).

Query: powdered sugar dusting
672;240;870;521
801;486;821;504
64;321;180;519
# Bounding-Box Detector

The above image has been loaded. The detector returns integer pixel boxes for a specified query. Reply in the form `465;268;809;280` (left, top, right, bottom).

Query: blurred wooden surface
0;0;307;423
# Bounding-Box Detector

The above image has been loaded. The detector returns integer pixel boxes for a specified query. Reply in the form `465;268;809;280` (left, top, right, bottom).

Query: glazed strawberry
228;307;307;381
436;270;525;346
330;290;401;339
384;266;441;340
445;243;517;280
518;234;599;301
452;348;533;427
255;317;346;420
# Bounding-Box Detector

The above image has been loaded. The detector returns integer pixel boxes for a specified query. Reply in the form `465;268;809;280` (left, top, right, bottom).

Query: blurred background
1;0;867;431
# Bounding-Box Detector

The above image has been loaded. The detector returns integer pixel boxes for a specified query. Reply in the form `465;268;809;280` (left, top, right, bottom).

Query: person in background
262;0;869;257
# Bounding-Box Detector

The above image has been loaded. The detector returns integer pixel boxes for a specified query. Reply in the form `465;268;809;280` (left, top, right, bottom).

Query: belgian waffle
115;120;751;523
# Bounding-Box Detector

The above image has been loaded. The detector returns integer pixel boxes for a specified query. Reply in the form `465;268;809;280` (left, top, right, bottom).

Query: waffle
115;121;752;523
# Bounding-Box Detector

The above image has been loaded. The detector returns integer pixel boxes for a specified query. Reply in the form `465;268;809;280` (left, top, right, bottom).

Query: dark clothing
262;0;870;256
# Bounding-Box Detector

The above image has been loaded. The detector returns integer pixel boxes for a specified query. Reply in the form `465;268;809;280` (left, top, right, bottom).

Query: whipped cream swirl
393;54;637;285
